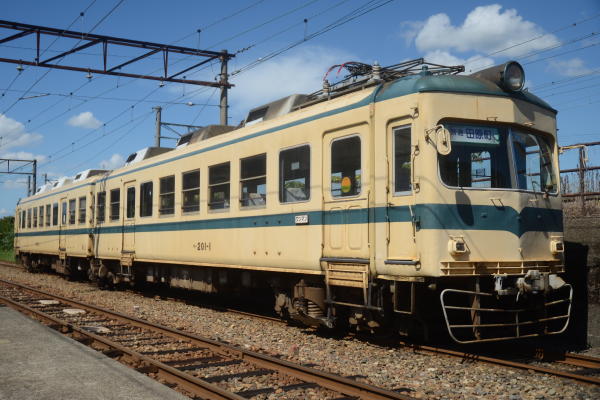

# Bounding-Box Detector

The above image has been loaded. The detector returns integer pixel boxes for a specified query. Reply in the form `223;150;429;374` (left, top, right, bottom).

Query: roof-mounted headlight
470;61;525;92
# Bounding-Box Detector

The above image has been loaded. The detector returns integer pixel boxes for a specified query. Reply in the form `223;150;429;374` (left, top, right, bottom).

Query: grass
0;249;15;263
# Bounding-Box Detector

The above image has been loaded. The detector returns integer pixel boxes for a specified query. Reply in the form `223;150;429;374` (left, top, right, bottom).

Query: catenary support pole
154;106;162;147
220;50;229;126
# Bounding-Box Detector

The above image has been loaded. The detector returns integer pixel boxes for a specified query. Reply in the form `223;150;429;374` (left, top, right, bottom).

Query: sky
0;0;599;216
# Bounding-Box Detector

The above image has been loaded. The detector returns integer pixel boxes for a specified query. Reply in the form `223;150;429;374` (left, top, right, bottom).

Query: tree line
0;216;14;252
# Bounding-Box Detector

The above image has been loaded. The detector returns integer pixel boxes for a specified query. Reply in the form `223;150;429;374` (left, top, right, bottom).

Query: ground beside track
0;250;13;262
0;266;598;400
0;306;188;400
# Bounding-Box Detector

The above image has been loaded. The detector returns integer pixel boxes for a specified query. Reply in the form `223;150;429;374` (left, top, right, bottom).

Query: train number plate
294;214;309;225
193;241;212;251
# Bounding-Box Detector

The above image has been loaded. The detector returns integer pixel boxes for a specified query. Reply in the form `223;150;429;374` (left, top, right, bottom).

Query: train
13;58;572;343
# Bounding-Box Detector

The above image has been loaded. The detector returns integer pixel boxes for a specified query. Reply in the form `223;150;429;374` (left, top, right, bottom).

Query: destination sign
448;125;500;145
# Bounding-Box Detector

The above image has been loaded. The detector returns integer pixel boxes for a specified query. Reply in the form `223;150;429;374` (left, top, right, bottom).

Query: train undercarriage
17;251;572;344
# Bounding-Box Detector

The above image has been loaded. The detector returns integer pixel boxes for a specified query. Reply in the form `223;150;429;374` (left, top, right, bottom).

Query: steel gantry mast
0;20;234;125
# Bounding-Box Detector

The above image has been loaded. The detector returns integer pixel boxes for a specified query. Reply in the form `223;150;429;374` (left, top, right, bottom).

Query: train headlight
448;237;467;256
503;62;525;91
550;237;564;255
470;61;525;92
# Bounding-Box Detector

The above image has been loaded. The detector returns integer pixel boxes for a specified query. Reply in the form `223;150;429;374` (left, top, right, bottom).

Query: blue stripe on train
15;204;562;239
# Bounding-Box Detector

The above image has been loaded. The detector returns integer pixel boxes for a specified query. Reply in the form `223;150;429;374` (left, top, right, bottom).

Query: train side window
126;187;135;219
160;175;175;215
53;203;59;226
140;181;153;217
33;207;38;228
331;136;361;197
240;154;266;207
182;170;200;213
78;196;86;224
110;189;120;221
208;163;230;210
45;204;51;226
394;126;412;193
69;199;76;224
21;210;25;229
96;192;106;223
38;206;44;228
61;201;67;225
27;209;31;228
279;145;310;203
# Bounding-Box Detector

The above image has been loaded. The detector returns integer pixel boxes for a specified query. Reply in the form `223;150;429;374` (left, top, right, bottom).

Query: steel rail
400;342;600;385
0;278;412;400
0;294;245;400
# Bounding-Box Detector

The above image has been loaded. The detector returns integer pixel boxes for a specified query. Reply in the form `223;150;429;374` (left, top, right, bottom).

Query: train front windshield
438;124;557;193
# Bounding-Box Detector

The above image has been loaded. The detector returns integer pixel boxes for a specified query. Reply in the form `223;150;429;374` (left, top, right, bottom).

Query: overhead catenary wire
1;0;269;134
232;0;396;76
169;0;268;45
5;0;331;135
523;41;600;66
537;80;600;98
531;68;600;91
468;31;599;73
0;0;98;103
3;0;337;154
463;12;600;70
0;0;123;116
3;0;394;175
0;88;220;107
41;83;215;169
207;0;321;50
44;0;363;162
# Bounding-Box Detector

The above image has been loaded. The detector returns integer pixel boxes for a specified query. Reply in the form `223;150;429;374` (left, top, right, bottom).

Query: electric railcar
14;58;571;343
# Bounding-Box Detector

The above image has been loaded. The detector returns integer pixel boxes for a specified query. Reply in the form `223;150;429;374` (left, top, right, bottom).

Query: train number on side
193;241;212;251
295;214;309;225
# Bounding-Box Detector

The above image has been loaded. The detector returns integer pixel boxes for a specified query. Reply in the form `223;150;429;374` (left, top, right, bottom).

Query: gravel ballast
0;267;598;400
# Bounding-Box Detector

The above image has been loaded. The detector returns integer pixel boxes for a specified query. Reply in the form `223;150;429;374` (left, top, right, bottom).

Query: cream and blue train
14;59;571;343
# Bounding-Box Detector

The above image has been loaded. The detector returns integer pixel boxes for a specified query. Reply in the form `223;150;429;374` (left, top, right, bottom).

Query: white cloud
424;50;495;73
230;46;355;119
0;151;47;163
412;5;559;58
99;153;124;170
0;208;7;216
548;58;592;77
0;114;43;150
398;20;424;46
1;178;28;189
67;111;102;129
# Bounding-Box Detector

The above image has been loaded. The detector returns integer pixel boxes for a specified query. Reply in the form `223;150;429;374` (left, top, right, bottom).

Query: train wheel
22;255;33;272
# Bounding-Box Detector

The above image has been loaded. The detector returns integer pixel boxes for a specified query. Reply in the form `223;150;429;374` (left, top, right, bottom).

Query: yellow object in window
341;176;352;193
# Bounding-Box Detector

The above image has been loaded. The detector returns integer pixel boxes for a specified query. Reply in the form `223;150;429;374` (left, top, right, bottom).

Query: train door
121;181;136;255
386;124;417;261
322;126;369;261
59;197;67;252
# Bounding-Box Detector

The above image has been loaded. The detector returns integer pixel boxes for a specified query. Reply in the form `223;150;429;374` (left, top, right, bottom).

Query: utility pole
27;176;31;196
578;146;586;212
32;159;37;196
153;106;162;147
220;49;229;125
152;106;202;146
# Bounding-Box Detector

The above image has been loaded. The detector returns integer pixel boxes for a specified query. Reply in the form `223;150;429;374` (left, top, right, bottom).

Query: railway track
1;261;599;387
399;341;600;385
0;277;412;400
